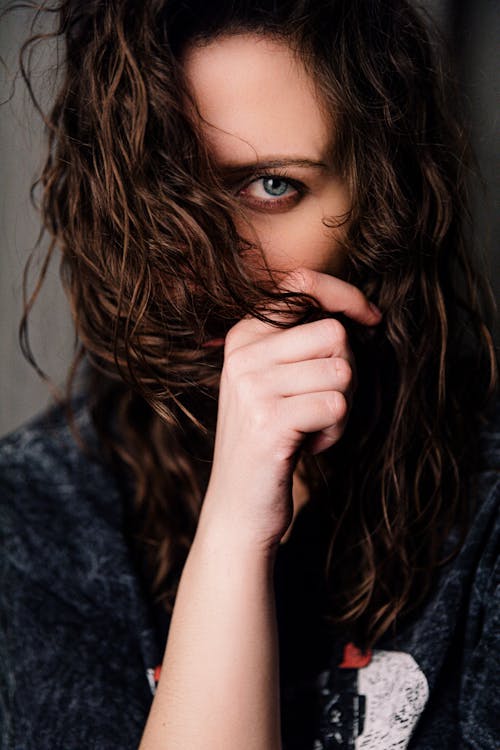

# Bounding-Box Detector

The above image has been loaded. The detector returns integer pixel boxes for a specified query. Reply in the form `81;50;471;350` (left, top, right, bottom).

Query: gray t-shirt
1;400;498;749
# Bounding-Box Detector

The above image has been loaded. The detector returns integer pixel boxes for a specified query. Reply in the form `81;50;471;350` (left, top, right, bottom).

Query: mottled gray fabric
0;404;158;749
0;400;498;749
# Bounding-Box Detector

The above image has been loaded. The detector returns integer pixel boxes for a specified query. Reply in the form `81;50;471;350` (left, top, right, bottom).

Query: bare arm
139;507;281;750
138;270;381;750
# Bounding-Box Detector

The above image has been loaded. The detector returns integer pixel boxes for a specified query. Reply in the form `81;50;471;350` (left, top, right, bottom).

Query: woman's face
183;34;350;278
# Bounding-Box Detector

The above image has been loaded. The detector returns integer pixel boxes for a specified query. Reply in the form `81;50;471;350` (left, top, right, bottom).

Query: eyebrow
217;158;329;177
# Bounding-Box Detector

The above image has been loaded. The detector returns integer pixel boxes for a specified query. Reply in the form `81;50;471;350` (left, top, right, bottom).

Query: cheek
237;200;350;278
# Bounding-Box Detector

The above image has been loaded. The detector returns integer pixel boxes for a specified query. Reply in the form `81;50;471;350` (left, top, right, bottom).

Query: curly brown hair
6;0;498;650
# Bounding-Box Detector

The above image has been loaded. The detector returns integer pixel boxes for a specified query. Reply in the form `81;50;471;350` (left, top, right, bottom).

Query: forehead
182;34;332;164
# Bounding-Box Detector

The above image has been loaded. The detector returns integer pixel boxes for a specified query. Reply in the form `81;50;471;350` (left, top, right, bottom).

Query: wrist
195;498;281;564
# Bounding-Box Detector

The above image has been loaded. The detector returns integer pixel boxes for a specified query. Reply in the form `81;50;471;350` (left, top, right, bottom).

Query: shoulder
0;399;133;615
476;396;500;470
447;400;500;579
467;399;500;547
0;397;122;528
0;403;151;746
454;402;500;750
470;397;500;568
1;396;100;490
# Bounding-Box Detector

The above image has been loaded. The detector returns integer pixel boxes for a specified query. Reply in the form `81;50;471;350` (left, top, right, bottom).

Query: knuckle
223;348;245;378
333;358;352;389
325;391;348;423
223;325;242;352
319;317;346;346
283;266;313;293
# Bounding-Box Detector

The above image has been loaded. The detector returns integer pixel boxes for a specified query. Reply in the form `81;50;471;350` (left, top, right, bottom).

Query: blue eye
236;174;305;211
234;173;309;213
261;177;289;196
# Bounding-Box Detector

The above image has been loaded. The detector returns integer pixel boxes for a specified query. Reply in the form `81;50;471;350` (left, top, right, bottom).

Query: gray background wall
1;1;498;437
1;5;75;437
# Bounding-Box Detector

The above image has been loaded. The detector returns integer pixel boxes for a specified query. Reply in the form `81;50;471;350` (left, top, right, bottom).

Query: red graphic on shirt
146;665;163;696
339;641;372;669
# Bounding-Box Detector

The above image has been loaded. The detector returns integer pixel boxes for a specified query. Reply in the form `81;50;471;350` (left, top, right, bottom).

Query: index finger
280;268;382;327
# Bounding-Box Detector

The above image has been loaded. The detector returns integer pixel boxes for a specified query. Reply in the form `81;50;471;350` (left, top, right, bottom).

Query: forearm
139;505;282;750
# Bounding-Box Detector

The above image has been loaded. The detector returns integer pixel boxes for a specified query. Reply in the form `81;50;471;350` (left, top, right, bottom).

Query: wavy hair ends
6;0;498;650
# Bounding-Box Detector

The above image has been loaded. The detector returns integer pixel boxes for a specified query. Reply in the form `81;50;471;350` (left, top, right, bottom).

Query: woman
1;1;498;748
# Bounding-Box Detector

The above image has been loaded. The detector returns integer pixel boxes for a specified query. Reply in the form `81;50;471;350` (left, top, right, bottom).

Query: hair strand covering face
5;0;498;649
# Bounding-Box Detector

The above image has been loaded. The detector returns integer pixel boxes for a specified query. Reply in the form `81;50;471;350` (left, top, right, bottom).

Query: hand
200;268;381;551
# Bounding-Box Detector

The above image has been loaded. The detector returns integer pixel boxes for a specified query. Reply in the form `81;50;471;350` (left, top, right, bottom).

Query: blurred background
1;0;498;437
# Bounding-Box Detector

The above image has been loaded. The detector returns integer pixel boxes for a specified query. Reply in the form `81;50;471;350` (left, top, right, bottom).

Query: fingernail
369;302;382;319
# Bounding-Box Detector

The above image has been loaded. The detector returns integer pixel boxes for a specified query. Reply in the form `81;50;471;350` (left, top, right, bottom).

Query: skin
184;34;354;531
183;33;351;278
140;34;380;750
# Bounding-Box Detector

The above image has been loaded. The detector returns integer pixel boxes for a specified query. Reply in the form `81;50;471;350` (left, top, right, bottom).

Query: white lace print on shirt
312;645;429;750
355;650;429;749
